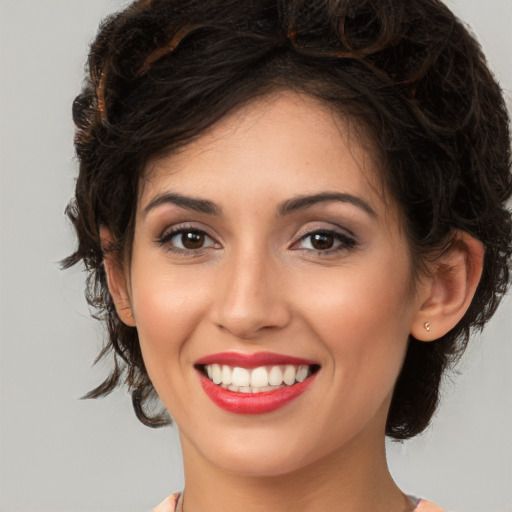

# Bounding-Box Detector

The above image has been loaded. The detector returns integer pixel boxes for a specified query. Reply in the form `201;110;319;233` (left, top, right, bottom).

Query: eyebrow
142;190;376;218
142;192;222;216
278;192;376;217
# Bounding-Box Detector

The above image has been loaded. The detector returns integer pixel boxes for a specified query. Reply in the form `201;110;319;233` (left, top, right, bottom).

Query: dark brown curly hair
64;0;512;439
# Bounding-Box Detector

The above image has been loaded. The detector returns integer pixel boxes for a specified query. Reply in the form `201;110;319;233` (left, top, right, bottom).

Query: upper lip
195;351;319;369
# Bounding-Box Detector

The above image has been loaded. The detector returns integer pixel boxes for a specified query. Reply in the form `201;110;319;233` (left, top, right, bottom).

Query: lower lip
198;372;317;414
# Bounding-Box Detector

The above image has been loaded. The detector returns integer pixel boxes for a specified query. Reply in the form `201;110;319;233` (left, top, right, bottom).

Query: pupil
311;233;333;250
182;231;204;249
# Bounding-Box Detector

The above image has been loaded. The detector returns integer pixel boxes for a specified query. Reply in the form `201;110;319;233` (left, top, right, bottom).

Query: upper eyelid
158;222;216;240
298;230;354;243
293;224;356;241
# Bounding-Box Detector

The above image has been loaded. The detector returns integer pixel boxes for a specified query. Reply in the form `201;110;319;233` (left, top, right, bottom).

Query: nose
211;249;291;340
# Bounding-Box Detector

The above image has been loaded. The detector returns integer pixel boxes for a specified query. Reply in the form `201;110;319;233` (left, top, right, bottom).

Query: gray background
0;1;510;511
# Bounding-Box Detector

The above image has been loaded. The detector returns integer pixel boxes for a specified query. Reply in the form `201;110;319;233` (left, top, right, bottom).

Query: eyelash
156;226;358;256
292;228;358;255
157;225;219;255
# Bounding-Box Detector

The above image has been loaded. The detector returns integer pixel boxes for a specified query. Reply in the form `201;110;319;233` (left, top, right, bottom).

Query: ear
411;232;484;341
100;227;136;327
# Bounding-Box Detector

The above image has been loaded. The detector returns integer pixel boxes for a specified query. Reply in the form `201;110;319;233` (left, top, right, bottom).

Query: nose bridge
213;243;289;339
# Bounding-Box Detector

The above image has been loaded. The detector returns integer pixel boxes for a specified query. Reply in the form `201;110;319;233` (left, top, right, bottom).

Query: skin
105;91;483;512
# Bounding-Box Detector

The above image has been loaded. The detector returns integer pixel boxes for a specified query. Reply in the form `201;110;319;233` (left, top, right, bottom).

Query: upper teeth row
205;364;310;388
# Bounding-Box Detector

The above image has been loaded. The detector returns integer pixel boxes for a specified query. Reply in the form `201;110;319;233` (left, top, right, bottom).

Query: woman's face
124;91;426;476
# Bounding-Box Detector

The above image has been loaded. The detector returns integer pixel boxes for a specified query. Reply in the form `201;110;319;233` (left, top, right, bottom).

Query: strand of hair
137;24;209;77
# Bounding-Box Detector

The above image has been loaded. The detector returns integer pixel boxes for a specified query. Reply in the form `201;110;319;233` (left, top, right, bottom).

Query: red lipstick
195;351;317;368
199;373;317;414
195;352;319;414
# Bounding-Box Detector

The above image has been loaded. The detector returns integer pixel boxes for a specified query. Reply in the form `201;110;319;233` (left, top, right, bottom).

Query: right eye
159;228;219;253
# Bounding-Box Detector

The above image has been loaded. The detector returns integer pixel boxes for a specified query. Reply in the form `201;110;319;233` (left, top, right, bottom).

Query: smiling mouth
196;363;320;393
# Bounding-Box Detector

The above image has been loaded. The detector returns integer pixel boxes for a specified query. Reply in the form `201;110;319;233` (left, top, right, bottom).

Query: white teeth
250;367;269;387
296;365;308;383
268;366;283;386
283;365;296;386
231;367;250;387
222;384;286;393
211;364;222;385
221;365;232;385
204;363;314;390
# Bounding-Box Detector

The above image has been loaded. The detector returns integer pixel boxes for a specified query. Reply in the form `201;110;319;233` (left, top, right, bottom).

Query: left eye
167;229;216;250
296;230;355;252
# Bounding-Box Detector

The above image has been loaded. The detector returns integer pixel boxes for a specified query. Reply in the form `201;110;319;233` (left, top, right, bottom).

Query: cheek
295;260;414;381
297;262;412;336
292;271;413;443
129;261;213;374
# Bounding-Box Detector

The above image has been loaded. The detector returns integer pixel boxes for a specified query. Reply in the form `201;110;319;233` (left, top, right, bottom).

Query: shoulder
414;499;446;512
150;493;180;512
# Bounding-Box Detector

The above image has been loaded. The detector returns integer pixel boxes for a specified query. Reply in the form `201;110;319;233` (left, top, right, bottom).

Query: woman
65;0;512;510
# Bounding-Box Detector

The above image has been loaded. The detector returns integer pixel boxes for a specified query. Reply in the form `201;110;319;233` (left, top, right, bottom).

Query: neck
178;427;414;512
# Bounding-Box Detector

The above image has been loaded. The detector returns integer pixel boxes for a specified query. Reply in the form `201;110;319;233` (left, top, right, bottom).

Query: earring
121;306;133;318
424;322;431;332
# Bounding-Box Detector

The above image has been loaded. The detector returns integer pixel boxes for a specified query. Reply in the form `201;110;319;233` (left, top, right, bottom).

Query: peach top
151;493;446;511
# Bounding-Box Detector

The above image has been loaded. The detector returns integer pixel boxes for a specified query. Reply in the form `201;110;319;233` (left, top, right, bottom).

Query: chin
197;432;325;478
215;452;307;478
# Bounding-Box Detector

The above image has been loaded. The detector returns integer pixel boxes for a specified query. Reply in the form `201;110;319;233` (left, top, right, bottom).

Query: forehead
140;91;394;219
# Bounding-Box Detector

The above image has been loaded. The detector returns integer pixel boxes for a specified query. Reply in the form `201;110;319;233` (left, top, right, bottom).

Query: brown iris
310;233;335;251
181;231;205;249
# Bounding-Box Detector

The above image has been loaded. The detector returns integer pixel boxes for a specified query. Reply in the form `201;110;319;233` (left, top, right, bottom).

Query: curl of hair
64;0;512;438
